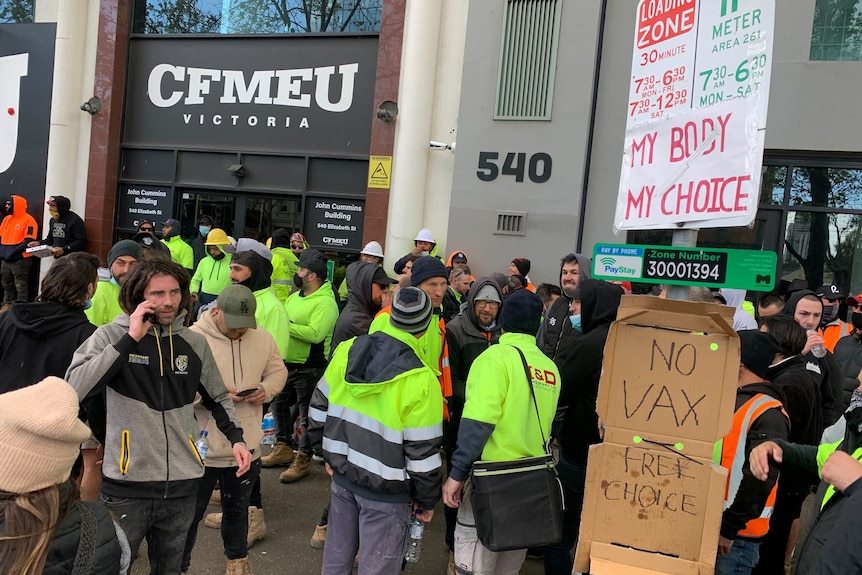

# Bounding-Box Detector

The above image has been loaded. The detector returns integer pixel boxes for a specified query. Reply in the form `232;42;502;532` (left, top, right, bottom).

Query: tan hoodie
190;309;287;466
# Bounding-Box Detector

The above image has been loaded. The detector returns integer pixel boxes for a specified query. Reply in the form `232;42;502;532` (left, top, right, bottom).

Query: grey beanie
108;240;142;266
474;284;502;304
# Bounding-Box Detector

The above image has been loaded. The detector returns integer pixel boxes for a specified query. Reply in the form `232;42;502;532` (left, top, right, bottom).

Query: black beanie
411;256;448;287
738;330;782;379
500;290;543;335
511;257;531;277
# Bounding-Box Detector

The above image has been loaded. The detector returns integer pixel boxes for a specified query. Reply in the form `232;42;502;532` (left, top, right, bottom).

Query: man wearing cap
183;285;287;574
191;215;214;268
394;228;441;275
337;240;387;303
190;228;233;308
331;261;396;353
714;330;789;575
267;248;339;482
28;195;87;258
65;258;251;574
442;277;503;567
308;286;443;575
443;290;561;574
86;239;142;327
161;218;194;273
818;283;852;352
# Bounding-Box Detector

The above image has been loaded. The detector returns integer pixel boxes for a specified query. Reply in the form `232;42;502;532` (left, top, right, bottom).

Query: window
494;0;562;120
810;0;862;61
132;0;382;35
0;0;34;23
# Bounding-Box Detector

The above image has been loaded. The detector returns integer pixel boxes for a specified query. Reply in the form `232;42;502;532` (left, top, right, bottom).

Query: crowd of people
0;208;861;575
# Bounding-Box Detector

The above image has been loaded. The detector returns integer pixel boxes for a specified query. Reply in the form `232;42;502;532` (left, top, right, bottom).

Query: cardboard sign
575;296;740;575
617;98;757;229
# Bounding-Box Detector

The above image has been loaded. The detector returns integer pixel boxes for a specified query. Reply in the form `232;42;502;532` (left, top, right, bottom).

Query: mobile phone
236;388;257;397
143;313;156;324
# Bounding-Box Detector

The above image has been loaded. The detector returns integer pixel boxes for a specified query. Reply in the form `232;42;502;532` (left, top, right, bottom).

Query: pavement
131;455;547;575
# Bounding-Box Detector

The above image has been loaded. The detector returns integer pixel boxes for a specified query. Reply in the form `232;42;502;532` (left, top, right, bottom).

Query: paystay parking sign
616;0;774;231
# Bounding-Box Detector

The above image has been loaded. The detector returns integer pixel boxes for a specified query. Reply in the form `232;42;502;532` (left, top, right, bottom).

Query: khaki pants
453;479;527;575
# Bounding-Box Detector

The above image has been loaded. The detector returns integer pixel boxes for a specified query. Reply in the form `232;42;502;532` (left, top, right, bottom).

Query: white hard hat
414;228;436;243
360;240;384;258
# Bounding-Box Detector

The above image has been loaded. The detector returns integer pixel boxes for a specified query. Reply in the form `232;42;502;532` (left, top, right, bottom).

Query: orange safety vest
720;394;787;538
821;320;852;353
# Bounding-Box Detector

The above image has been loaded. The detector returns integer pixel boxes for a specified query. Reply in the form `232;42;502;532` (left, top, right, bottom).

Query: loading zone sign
368;155;391;189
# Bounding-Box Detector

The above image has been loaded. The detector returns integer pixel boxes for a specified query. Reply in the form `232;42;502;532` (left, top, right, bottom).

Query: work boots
247;506;267;548
204;512;222;529
310;524;327;548
260;441;295;467
225;557;253;575
279;450;310;483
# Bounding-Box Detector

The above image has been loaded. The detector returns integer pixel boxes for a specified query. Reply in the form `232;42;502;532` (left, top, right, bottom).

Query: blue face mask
110;277;120;288
83;298;93;310
199;226;211;237
569;314;582;332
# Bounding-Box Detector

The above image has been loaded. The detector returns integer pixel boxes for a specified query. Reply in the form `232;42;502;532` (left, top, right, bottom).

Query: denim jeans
181;459;260;572
100;493;196;575
271;366;325;451
323;481;411;575
715;538;761;575
542;453;587;575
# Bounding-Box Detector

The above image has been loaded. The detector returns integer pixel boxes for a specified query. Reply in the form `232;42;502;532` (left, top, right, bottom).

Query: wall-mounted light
80;97;101;115
376;100;398;123
228;164;245;177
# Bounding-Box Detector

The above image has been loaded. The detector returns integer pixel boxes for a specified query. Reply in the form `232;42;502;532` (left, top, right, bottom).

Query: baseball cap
816;284;844;300
163;218;181;229
847;293;862;308
372;266;397;286
216;285;257;329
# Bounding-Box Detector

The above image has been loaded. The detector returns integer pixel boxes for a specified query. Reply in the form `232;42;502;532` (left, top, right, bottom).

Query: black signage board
123;35;378;155
642;247;729;284
116;184;175;230
0;23;56;218
304;196;364;252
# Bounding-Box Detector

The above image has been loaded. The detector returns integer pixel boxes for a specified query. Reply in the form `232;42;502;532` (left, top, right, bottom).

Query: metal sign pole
666;229;698;301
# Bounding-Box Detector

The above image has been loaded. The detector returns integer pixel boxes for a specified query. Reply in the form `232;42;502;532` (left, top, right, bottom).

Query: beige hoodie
190;309;287;466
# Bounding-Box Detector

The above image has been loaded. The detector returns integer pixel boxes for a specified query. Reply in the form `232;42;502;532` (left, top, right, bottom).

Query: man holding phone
182;285;287;574
66;259;251;575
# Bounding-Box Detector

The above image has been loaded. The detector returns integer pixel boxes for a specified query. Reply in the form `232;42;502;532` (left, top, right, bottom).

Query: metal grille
494;211;527;235
494;0;562;120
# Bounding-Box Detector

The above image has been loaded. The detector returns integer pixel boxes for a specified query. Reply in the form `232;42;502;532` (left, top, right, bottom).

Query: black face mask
822;304;839;323
294;273;304;289
211;251;225;261
852;312;862;331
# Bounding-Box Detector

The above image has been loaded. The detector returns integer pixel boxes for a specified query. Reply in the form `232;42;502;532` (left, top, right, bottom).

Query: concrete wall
446;0;604;285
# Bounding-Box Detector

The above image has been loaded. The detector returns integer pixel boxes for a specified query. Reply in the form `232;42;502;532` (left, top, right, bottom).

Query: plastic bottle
404;511;424;563
195;430;209;464
806;328;827;358
261;412;275;445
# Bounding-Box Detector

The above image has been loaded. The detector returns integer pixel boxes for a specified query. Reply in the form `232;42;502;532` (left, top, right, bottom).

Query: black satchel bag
469;346;564;552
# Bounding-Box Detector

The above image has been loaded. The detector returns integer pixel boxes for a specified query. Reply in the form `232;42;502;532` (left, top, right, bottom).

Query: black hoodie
781;290;844;426
537;253;591;358
0;301;96;393
43;195;88;256
554;279;622;464
331;261;381;355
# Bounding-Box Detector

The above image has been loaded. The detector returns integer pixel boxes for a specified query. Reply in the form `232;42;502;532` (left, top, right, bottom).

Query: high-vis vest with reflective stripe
721;394;787;538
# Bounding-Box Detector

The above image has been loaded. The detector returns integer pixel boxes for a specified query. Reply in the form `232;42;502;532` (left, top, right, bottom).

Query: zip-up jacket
0;195;38;262
831;331;862;409
307;321;443;509
537;253;591;358
284;281;338;367
720;389;789;540
719;383;788;540
190;250;232;297
162;235;194;271
85;280;122;327
270;247;297;304
449;332;561;482
774;402;862;575
190;309;287;466
65;313;245;499
255;286;291;360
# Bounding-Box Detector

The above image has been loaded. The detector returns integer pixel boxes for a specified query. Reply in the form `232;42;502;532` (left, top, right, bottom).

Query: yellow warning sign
368;155;392;189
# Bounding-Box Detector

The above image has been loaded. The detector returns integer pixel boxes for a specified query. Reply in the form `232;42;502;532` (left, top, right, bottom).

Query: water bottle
404;511;424;563
261;412;275;445
806;328;827;358
195;430;209;464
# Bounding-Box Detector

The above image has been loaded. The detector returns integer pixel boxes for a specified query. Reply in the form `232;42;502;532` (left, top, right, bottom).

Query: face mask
569;314;582;332
199;226;211;237
822;304;838;322
211;250;225;261
853;312;862;331
83;298;92;310
110;277;120;288
49;209;59;219
294;273;305;289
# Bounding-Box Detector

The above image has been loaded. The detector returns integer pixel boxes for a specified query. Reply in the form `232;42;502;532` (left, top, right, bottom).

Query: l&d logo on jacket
175;355;189;374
